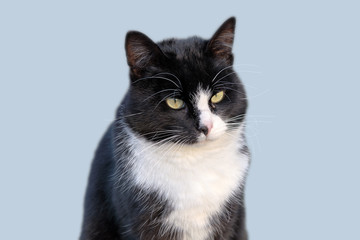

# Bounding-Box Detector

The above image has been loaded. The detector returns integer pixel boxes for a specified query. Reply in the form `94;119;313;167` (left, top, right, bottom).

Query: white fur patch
126;125;249;240
196;90;227;141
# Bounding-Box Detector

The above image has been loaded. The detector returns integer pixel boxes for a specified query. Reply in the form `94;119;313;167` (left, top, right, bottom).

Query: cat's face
121;17;247;144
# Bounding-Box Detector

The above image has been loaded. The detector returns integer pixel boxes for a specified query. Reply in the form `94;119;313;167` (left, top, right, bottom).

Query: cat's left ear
207;17;236;65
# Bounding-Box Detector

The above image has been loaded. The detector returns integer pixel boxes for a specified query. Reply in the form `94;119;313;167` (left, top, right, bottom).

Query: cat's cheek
207;115;227;140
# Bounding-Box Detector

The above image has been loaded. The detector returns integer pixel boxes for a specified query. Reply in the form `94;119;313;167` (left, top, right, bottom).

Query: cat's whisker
117;111;144;119
213;71;237;86
156;137;183;162
174;138;189;154
225;125;243;130
213;82;240;87
243;120;273;124
213;82;251;92
227;114;274;123
231;64;262;75
225;118;245;123
217;84;270;101
211;64;261;86
154;92;178;110
224;131;239;139
132;76;159;84
152;76;181;89
227;63;262;69
165;137;189;159
143;88;181;102
155;72;183;89
226;113;246;120
136;135;180;156
140;129;183;137
226;117;245;122
133;75;182;90
211;65;234;82
213;83;240;90
246;89;271;100
236;70;262;75
216;86;246;96
150;133;179;141
247;114;275;118
224;93;232;102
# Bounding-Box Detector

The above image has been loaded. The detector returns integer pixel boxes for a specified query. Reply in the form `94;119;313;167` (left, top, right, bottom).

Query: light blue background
1;1;359;239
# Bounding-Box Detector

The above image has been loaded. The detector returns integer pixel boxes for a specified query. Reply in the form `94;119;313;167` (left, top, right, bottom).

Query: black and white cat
80;17;250;240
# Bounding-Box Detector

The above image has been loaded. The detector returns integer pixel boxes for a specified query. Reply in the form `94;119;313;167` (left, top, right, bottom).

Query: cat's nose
199;125;209;136
198;122;213;136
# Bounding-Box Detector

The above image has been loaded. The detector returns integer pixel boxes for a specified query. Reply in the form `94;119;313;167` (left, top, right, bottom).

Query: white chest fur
127;130;249;240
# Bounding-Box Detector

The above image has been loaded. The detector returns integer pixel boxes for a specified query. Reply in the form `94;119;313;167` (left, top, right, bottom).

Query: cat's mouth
197;131;224;143
197;133;208;142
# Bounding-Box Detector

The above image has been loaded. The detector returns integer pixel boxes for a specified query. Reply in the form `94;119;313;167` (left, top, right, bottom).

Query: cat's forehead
157;37;206;60
156;37;220;91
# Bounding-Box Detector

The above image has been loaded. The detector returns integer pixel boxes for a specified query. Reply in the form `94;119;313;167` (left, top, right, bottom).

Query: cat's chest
128;134;249;240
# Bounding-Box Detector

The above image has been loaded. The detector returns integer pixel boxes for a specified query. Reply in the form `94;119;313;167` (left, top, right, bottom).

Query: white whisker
154;92;178;110
143;88;180;102
133;75;182;90
155;72;183;89
213;71;237;86
211;65;234;82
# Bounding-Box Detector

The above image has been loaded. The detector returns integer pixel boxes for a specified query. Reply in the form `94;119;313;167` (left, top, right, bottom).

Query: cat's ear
207;17;236;65
125;31;164;76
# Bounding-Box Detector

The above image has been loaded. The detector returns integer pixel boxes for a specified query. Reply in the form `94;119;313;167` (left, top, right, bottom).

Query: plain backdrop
1;1;359;239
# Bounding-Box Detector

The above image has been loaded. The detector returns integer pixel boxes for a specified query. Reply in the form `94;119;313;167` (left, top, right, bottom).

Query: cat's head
121;17;247;144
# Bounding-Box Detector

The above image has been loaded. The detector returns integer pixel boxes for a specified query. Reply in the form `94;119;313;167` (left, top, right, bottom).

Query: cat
80;17;250;240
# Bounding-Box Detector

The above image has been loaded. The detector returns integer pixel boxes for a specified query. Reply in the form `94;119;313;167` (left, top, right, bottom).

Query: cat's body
80;17;250;240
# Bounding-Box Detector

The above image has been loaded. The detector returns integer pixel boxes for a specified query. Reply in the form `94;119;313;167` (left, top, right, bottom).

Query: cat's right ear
125;31;164;77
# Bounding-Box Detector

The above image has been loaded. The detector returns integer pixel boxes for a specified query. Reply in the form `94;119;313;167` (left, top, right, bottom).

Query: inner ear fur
207;17;236;64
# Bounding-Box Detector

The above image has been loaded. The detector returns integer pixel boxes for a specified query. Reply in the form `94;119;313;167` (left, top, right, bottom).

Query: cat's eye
166;98;185;110
211;91;225;104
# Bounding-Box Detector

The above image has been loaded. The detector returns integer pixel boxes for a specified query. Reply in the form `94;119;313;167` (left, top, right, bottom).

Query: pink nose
199;122;213;136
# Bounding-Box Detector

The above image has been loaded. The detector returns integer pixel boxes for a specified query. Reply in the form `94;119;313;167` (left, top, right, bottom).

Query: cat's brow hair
212;71;237;87
215;86;245;97
211;65;234;82
211;64;262;86
155;72;183;89
154;92;179;110
133;74;182;90
143;88;181;102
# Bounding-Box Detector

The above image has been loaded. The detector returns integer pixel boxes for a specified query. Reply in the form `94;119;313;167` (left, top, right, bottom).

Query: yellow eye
166;98;185;109
211;91;225;103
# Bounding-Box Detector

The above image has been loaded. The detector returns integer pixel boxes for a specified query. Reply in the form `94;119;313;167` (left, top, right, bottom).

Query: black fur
80;17;249;240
